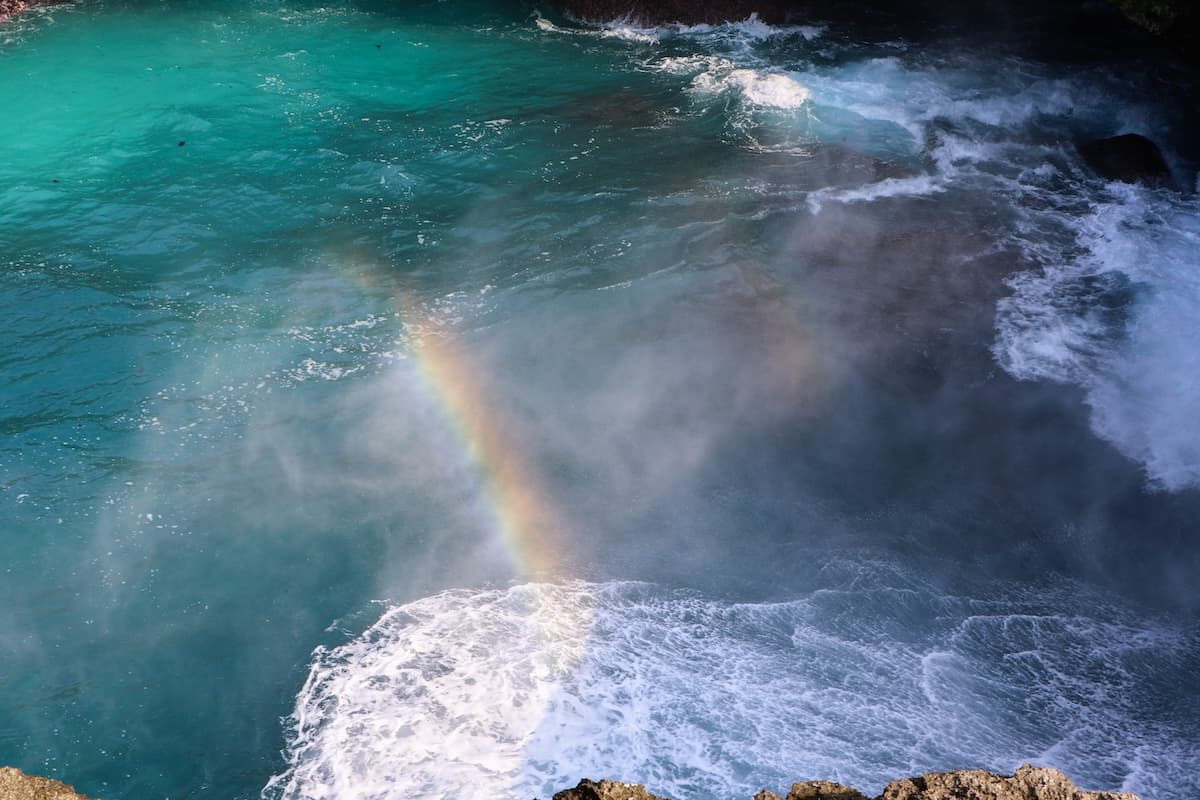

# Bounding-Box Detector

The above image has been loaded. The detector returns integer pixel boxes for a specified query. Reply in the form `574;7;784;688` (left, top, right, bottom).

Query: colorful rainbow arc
403;309;571;582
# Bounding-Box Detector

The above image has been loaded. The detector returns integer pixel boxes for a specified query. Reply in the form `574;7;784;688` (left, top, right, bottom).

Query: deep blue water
2;2;1199;799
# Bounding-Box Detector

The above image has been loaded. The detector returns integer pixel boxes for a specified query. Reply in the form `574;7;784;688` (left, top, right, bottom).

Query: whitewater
1;2;1197;800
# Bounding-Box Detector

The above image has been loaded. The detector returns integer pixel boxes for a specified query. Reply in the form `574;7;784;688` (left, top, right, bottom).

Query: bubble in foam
263;577;1197;800
599;26;659;44
264;584;598;800
690;68;811;109
655;54;734;76
658;14;809;42
540;11;822;47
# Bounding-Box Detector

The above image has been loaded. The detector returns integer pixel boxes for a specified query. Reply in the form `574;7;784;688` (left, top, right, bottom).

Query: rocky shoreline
0;764;1139;800
0;767;90;800
552;766;1139;800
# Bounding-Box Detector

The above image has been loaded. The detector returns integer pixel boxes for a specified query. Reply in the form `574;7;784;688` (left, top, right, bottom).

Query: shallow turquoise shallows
2;2;1199;799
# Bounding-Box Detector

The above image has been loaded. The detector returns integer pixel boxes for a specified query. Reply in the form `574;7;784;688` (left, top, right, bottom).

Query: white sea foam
599;26;659;44
655;54;734;76
791;59;1116;162
805;175;945;213
536;12;823;48
639;22;817;112
534;15;657;44
653;14;825;42
264;579;1195;800
690;68;811;109
996;186;1200;491
768;44;1200;490
534;0;1199;493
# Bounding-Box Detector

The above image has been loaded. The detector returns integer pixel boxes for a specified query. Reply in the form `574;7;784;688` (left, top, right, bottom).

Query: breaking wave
264;578;1198;800
995;184;1200;491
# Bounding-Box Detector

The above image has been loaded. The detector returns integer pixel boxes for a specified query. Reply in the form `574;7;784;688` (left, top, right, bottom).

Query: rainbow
321;246;572;581
400;300;571;582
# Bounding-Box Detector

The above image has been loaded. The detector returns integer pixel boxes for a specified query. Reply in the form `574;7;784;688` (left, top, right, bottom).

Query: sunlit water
2;2;1198;799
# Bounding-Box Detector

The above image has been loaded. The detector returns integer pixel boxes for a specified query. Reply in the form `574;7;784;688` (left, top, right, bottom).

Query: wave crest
264;579;1195;800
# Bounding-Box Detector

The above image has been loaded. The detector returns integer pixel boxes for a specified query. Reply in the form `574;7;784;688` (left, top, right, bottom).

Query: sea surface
2;2;1199;799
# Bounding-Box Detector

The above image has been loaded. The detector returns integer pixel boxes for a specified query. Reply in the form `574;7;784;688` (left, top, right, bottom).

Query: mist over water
1;2;1198;799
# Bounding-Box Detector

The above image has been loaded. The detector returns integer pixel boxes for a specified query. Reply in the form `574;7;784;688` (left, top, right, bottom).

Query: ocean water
2;2;1199;799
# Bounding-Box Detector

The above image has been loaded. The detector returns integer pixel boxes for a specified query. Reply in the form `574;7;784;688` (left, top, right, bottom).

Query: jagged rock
0;767;91;800
878;765;1139;800
1107;0;1196;42
1077;133;1174;187
3;764;1135;800
553;778;670;800
553;767;1138;800
756;781;871;800
0;0;28;21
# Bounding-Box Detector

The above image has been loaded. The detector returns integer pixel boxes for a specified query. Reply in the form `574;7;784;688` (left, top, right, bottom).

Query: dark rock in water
1107;0;1197;46
553;778;668;800
876;765;1139;800
556;0;788;25
0;0;30;22
0;0;25;21
548;88;664;128
551;766;1140;800
1078;133;1174;187
755;780;870;800
799;143;916;187
0;767;93;800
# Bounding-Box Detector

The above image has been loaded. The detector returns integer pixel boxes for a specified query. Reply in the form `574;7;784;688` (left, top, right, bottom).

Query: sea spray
265;578;1197;800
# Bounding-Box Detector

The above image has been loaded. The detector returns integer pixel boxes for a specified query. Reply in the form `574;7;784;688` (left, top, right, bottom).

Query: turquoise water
3;2;1200;799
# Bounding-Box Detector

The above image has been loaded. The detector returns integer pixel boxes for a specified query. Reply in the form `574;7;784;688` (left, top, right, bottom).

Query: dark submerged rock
1108;0;1198;46
1078;133;1175;187
798;144;916;186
